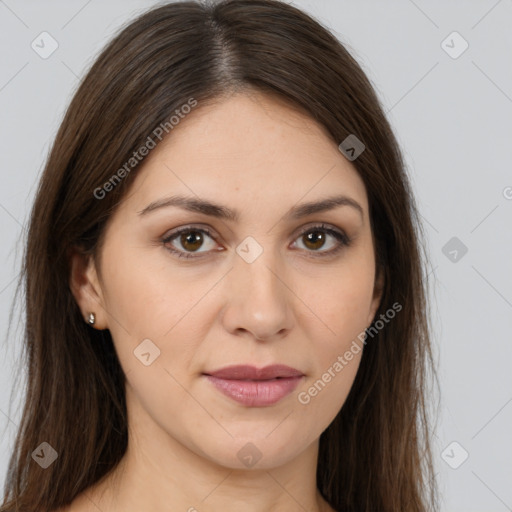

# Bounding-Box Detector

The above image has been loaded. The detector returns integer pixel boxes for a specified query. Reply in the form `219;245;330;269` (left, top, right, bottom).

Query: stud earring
88;312;96;325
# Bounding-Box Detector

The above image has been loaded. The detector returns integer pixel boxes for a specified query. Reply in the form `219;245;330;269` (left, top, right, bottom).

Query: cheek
296;282;368;423
99;242;197;338
296;255;374;408
98;244;213;380
304;265;375;343
296;348;362;433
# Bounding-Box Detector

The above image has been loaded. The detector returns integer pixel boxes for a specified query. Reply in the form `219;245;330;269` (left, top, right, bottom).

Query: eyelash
161;223;351;260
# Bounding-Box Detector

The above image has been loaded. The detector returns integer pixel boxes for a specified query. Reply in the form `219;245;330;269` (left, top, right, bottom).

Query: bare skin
67;90;383;512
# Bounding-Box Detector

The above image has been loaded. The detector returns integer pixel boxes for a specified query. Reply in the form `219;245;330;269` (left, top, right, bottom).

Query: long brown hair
1;1;439;510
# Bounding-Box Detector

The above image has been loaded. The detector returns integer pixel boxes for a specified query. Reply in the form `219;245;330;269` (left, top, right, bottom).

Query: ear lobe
69;247;107;329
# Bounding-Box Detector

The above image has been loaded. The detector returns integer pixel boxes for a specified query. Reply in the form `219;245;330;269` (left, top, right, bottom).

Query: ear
367;265;385;326
69;247;108;330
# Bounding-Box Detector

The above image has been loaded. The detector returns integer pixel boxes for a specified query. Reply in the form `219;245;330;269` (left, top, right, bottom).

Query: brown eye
162;227;218;258
301;230;327;251
292;224;350;256
179;230;204;252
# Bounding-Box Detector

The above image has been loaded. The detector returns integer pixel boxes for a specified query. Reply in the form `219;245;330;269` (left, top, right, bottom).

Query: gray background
1;1;511;510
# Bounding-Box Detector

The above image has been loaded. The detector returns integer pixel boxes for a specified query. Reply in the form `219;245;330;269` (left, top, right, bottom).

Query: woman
0;1;438;511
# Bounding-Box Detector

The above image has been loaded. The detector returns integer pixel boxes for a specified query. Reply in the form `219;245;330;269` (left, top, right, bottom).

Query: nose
220;250;295;342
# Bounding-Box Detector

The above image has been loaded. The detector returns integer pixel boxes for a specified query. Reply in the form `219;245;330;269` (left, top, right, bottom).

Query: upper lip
204;364;304;380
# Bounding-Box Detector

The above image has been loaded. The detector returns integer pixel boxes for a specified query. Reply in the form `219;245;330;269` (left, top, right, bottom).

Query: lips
205;364;304;380
203;364;304;407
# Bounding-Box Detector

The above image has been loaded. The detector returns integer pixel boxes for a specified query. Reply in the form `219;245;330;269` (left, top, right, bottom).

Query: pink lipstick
203;364;304;407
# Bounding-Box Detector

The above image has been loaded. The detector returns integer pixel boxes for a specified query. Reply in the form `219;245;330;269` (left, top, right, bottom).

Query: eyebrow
137;194;364;221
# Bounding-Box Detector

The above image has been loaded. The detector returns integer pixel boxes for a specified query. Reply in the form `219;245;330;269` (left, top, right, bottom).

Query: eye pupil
303;231;325;250
181;231;203;251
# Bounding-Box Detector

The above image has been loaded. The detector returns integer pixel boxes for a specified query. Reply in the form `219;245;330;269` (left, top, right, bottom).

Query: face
72;91;382;470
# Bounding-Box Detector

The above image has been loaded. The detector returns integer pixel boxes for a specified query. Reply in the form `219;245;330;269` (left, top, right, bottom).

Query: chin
194;430;317;471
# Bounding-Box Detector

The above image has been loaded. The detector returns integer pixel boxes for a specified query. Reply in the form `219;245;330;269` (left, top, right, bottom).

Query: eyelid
293;222;347;241
161;224;218;243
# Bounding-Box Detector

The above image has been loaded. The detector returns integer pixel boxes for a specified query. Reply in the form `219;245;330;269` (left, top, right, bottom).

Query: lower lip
204;375;303;406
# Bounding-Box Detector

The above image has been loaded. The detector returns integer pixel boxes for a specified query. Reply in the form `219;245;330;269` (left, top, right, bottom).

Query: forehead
118;91;369;218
